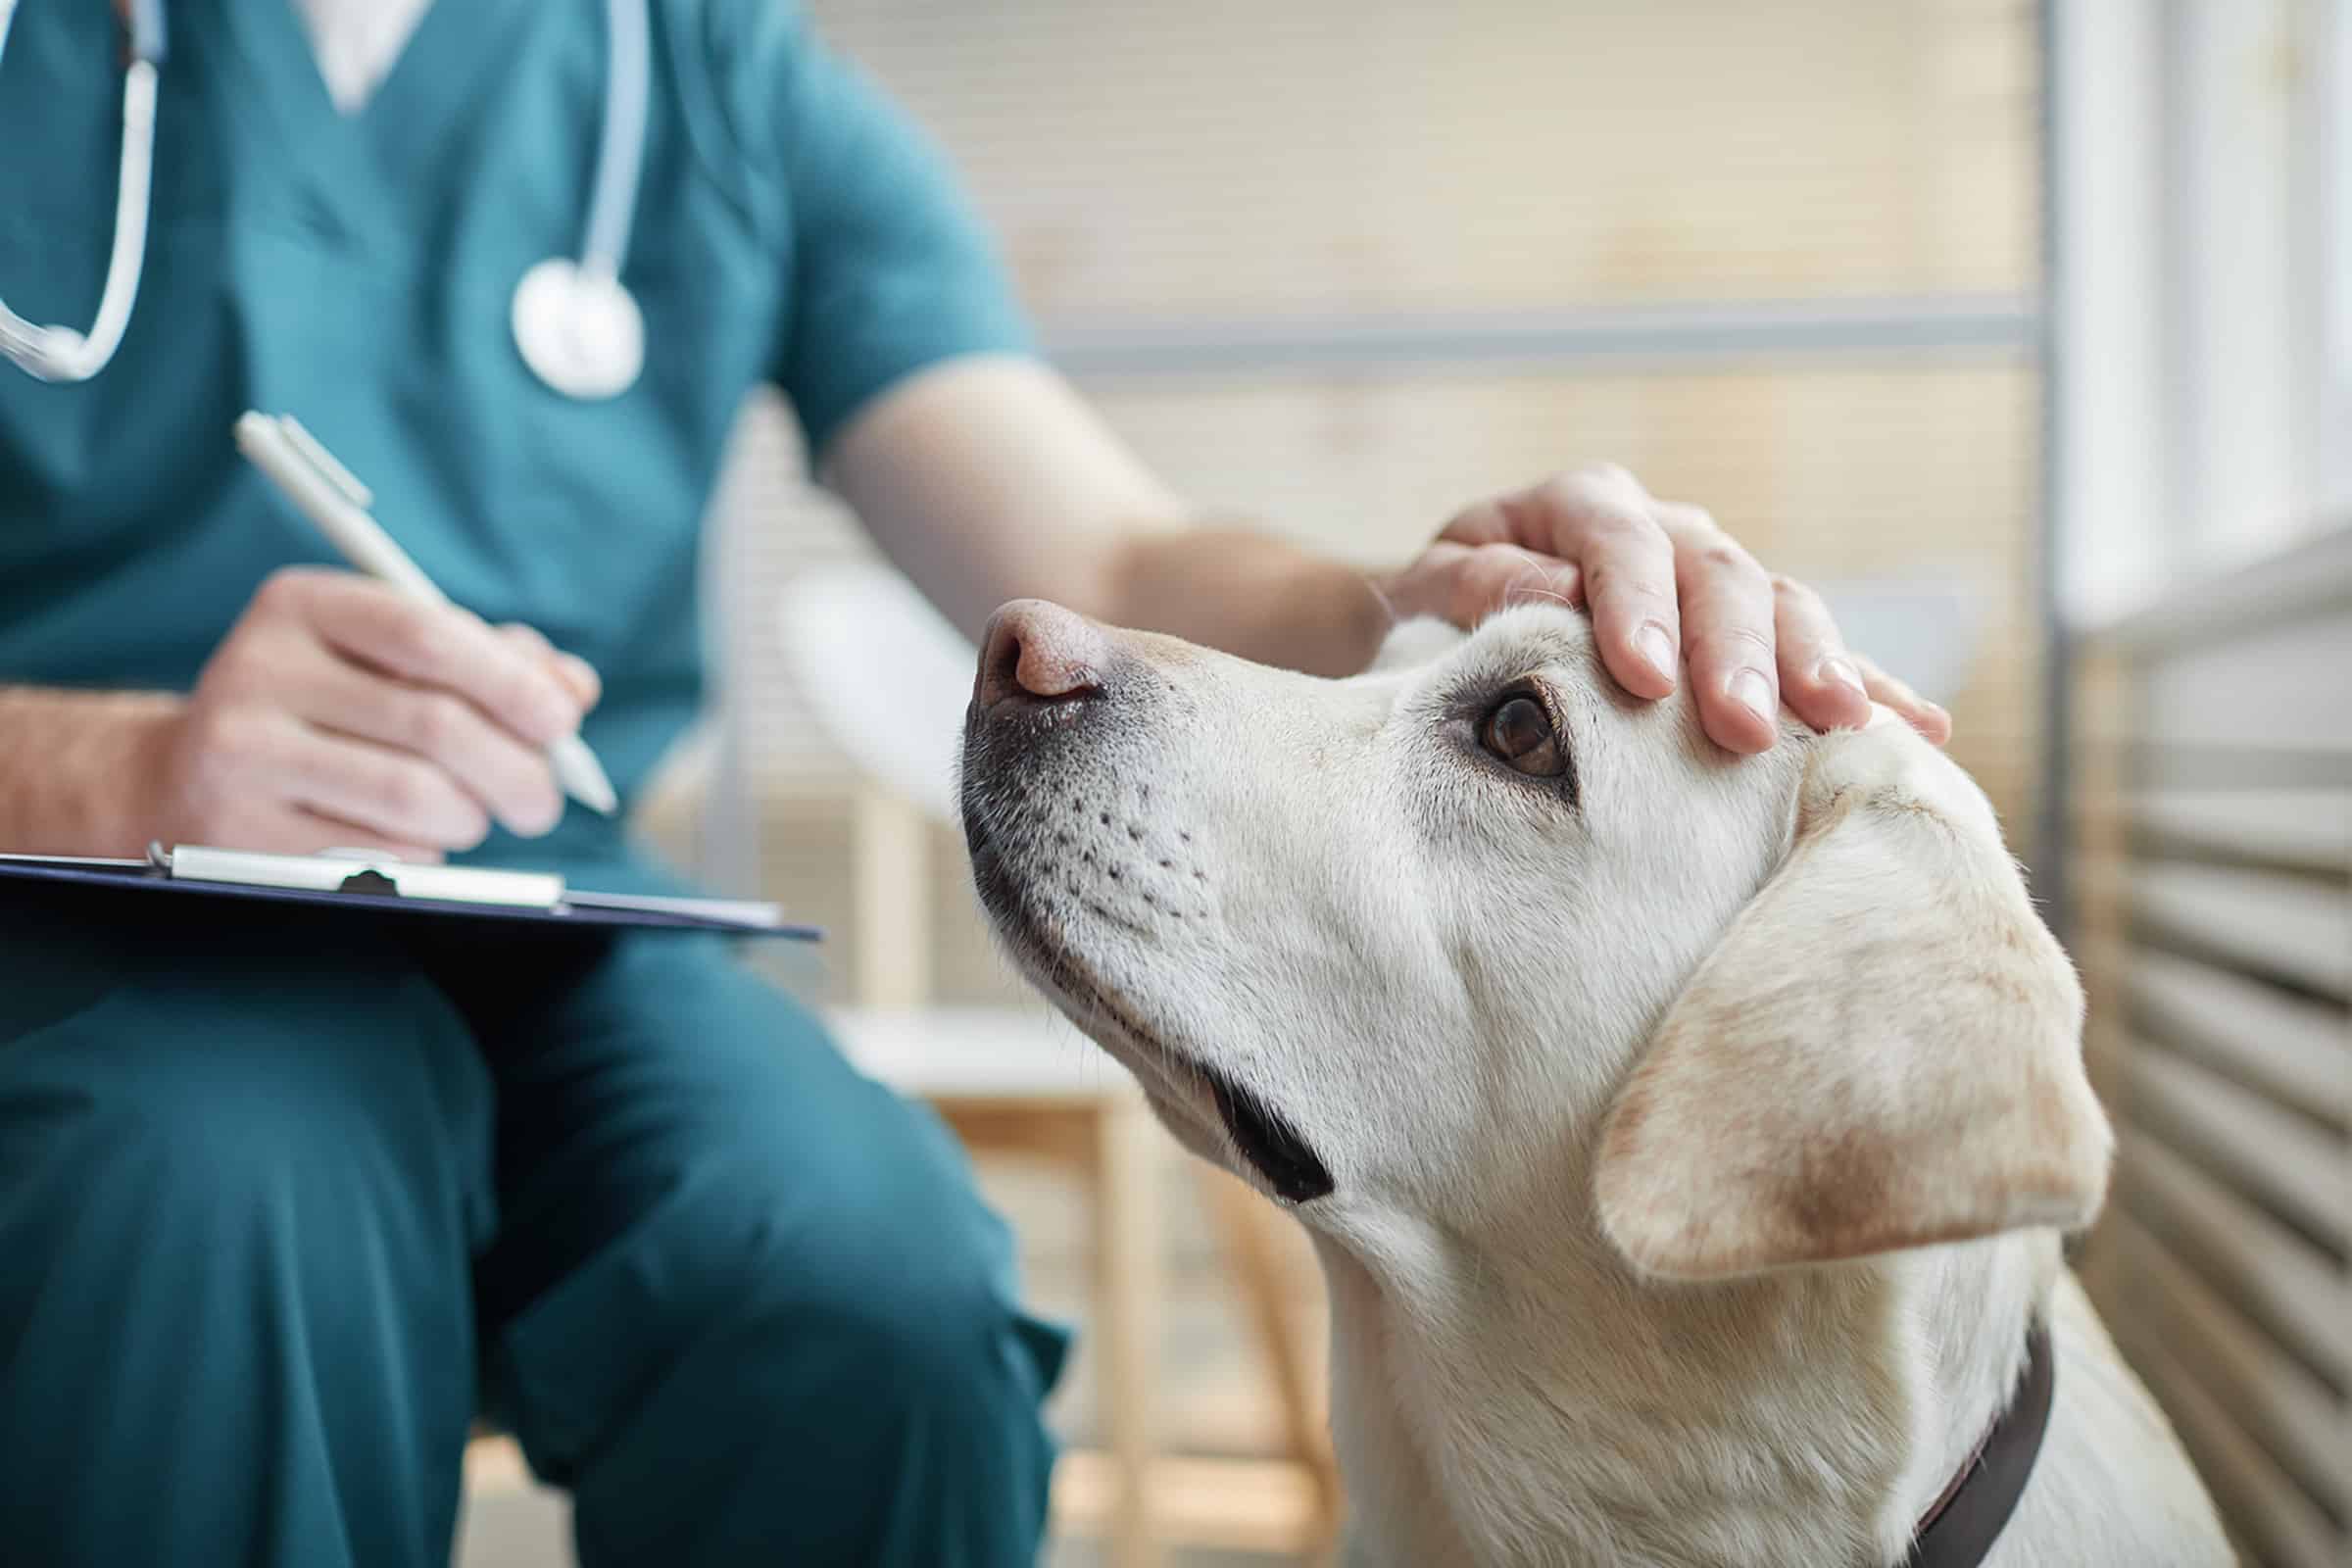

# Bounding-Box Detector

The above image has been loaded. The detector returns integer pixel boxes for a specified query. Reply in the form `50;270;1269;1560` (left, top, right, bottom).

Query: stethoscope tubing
0;0;645;394
0;0;167;382
582;0;648;282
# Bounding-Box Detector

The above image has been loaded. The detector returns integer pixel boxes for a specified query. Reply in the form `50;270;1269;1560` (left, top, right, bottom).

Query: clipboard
0;845;820;939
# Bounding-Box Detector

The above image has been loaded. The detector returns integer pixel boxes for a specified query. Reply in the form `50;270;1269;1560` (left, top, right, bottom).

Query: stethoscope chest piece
512;258;644;401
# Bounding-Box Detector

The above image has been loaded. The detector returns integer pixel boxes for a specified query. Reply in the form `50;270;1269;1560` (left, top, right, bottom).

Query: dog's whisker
1500;562;1578;611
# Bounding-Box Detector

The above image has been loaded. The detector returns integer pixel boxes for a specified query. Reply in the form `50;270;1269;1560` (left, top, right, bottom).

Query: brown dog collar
1900;1322;2055;1568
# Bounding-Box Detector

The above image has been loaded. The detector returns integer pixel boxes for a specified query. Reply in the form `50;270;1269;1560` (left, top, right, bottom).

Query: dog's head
959;598;2109;1279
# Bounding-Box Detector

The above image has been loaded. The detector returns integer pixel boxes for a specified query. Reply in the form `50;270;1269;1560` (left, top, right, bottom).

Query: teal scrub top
0;0;1029;877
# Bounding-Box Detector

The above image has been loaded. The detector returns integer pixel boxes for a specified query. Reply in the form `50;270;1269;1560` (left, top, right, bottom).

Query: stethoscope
0;0;651;400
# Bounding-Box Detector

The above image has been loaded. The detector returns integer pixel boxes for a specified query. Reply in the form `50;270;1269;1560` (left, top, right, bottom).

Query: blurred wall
2054;0;2351;623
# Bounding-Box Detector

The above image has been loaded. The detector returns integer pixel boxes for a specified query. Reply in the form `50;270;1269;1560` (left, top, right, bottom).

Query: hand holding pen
123;414;615;861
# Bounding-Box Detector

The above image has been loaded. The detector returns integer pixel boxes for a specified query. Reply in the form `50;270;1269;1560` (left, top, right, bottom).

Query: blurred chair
777;564;1342;1567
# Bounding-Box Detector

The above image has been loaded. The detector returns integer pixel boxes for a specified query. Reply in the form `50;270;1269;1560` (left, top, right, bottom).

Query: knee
704;1094;1057;1415
802;1183;1028;1398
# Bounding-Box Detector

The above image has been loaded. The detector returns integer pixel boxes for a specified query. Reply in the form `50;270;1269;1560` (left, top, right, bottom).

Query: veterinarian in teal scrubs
0;2;1941;1564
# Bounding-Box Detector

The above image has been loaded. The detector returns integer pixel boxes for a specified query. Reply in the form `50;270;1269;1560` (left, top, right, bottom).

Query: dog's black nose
976;599;1110;710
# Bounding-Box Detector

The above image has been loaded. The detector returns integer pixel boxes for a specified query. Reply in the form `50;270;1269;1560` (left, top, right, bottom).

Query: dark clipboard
0;847;821;940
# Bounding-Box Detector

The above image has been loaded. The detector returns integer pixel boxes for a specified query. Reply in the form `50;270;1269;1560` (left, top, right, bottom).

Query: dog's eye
1479;694;1565;777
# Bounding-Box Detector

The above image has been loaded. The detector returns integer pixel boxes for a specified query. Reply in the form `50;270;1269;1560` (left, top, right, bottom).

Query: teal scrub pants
0;885;1067;1567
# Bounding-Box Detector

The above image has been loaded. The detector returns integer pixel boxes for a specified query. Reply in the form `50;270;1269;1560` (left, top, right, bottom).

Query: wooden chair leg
851;791;933;1006
1195;1162;1345;1547
1093;1097;1162;1568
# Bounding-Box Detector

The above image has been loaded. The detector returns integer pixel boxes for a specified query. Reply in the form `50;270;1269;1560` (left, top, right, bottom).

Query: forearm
1092;525;1396;678
0;687;179;857
825;358;1394;675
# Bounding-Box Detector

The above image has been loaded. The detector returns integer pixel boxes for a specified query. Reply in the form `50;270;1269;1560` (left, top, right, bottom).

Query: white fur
959;604;2230;1567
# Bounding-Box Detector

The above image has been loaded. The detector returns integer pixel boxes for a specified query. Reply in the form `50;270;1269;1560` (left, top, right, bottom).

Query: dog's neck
1311;1212;2059;1567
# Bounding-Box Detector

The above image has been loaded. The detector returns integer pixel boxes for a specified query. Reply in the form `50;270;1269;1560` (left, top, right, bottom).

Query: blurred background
460;2;2350;1564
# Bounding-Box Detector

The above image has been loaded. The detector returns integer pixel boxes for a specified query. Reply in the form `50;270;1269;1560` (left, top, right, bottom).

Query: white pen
233;411;619;817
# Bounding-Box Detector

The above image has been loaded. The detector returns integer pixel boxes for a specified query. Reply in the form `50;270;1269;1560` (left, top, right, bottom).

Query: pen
233;411;619;817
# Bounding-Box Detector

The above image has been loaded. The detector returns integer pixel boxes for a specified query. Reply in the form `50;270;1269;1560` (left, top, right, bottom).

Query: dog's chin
965;809;1336;1205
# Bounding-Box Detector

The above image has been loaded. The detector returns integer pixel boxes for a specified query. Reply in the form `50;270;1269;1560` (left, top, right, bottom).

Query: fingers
1436;496;1512;549
497;622;603;710
289;657;564;837
283;812;447;863
1458;545;1578;623
1768;573;1872;735
264;571;585;747
1656;506;1780;753
1516;470;1680;702
256;712;495;850
1853;653;1953;745
1386;540;1581;628
227;571;596;838
1446;468;1690;699
1432;473;1944;753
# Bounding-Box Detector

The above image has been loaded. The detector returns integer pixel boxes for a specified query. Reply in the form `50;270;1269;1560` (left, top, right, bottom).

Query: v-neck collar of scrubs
212;0;534;250
288;0;438;115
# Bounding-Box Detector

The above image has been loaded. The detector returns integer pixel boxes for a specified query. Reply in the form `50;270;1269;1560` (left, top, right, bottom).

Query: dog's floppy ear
1593;716;2111;1280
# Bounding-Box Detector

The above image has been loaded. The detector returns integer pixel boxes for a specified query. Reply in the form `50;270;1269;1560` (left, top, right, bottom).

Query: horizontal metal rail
1045;293;2041;377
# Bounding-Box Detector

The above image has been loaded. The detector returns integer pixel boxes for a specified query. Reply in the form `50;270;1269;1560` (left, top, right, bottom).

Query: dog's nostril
976;600;1111;710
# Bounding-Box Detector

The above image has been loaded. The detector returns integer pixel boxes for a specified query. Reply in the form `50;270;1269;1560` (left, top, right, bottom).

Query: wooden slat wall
808;0;2034;319
2074;527;2352;1568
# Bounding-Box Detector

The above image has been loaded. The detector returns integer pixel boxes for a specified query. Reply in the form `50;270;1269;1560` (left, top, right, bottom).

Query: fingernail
1636;623;1676;683
1729;667;1776;726
1817;656;1865;696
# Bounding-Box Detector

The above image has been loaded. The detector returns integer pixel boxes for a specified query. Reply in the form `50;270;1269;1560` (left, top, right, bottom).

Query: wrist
110;695;187;852
0;688;186;856
1337;562;1401;670
1250;554;1396;678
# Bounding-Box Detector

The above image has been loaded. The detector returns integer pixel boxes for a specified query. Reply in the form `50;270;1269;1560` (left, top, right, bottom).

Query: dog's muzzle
958;601;1338;1205
959;599;1125;934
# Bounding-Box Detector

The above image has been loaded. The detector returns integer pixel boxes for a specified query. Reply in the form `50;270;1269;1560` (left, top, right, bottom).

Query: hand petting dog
1383;464;1952;754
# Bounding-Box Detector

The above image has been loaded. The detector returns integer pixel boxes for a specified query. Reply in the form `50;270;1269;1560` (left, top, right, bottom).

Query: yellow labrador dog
958;598;2230;1567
